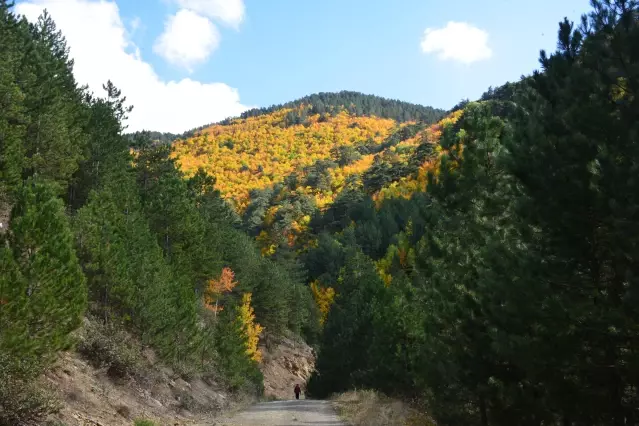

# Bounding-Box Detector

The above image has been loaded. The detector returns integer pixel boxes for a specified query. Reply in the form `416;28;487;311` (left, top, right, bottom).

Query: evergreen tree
0;180;86;362
21;11;88;189
504;2;639;422
308;250;386;397
0;2;27;194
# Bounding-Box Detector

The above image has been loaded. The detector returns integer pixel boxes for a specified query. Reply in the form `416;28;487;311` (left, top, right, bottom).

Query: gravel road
215;399;345;426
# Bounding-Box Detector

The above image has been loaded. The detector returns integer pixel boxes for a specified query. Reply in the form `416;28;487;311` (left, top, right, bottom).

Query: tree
0;180;87;362
238;293;264;363
21;11;88;189
310;280;335;326
308;250;387;397
504;2;639;422
204;267;237;316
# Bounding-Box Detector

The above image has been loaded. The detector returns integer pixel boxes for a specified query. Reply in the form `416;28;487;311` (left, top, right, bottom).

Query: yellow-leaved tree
238;292;264;362
204;267;237;317
310;280;336;326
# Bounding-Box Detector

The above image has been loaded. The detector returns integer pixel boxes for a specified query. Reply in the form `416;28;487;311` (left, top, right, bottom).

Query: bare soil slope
44;350;246;426
259;333;315;400
42;327;316;425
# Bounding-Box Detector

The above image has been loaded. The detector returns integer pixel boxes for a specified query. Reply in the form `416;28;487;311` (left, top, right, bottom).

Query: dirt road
215;399;345;426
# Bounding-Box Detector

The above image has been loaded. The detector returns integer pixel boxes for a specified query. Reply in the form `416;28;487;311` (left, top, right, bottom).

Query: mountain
170;93;446;211
3;1;639;425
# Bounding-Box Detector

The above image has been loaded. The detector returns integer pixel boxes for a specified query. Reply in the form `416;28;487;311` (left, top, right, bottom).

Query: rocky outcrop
259;333;316;400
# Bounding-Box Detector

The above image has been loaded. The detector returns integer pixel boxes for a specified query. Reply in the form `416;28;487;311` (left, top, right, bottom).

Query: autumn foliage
310;280;336;326
238;292;264;363
172;105;396;211
204;267;237;314
172;99;461;328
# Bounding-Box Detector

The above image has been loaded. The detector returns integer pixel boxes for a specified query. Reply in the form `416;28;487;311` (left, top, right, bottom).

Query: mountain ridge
127;91;446;144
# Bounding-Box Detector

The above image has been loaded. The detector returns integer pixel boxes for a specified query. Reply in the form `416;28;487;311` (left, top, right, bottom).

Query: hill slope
171;93;446;211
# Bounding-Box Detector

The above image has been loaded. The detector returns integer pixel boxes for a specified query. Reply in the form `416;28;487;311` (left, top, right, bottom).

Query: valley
1;1;639;425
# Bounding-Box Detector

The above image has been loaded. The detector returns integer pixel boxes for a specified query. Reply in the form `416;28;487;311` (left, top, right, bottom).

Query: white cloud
154;9;220;70
420;21;492;64
15;0;250;133
175;0;245;27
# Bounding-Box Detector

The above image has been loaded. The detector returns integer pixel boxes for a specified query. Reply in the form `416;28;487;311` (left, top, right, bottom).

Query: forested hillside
3;0;639;425
172;1;639;425
171;95;446;210
304;3;639;426
0;3;317;424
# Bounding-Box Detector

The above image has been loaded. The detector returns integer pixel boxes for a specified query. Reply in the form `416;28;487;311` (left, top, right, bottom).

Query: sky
14;0;591;133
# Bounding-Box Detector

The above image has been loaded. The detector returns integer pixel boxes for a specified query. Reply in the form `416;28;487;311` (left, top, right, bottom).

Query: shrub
0;356;61;426
76;316;143;380
134;420;156;426
332;390;435;426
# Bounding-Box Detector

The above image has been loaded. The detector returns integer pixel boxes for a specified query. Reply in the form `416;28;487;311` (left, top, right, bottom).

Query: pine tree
505;2;639;422
20;10;88;189
0;180;86;361
0;2;27;194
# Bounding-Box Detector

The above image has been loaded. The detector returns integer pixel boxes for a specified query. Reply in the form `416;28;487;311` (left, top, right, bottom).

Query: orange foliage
204;267;237;314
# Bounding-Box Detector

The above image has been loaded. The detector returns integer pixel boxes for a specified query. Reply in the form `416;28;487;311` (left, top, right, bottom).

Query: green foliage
0;354;60;426
227;91;445;125
0;179;87;362
307;3;639;425
77;317;144;380
126;130;179;146
0;181;85;425
213;303;264;395
22;11;89;189
308;250;388;397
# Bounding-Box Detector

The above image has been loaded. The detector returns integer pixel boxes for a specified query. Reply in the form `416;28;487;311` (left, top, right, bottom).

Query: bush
176;390;198;412
172;360;201;382
332;390;435;426
134;420;156;426
0;356;60;426
76;317;143;380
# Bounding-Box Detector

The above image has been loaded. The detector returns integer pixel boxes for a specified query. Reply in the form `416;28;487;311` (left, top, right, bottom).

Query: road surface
215;399;345;426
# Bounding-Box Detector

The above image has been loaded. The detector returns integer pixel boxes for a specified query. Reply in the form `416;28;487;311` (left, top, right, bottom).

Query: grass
332;390;435;426
134;420;156;426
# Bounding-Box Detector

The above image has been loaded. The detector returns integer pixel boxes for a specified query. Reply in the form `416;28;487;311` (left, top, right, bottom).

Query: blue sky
17;0;590;132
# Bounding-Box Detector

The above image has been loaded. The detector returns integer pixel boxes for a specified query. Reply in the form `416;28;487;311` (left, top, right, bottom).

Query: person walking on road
294;384;301;400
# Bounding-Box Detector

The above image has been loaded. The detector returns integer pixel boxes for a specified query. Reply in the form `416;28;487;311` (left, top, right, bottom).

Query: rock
259;333;316;400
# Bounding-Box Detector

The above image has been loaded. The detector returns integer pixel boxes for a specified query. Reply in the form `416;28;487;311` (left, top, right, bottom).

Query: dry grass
332;390;435;426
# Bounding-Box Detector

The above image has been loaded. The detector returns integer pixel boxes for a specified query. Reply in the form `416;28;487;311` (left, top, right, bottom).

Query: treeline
233;91;445;124
126;130;180;146
307;2;639;426
178;91;444;141
0;3;316;424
